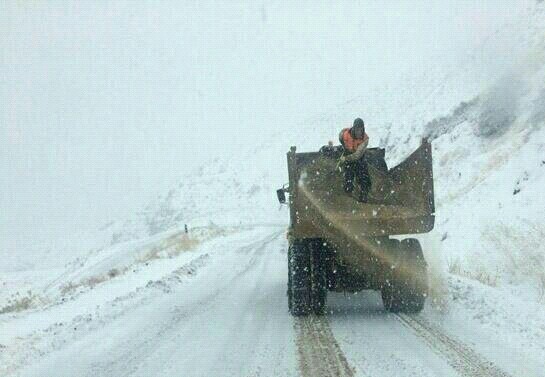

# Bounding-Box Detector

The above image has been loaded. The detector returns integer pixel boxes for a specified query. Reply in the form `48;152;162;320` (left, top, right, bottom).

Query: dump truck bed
286;140;435;240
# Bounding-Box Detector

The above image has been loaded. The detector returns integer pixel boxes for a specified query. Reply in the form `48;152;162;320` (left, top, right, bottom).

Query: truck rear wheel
288;239;328;316
401;238;428;313
288;240;312;316
310;240;328;315
381;238;428;313
287;244;293;312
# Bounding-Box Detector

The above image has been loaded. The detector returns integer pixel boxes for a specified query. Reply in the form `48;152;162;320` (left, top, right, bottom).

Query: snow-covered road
3;226;539;377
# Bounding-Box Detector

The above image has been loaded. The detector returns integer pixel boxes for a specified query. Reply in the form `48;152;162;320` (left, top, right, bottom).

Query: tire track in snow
395;314;512;377
295;315;357;377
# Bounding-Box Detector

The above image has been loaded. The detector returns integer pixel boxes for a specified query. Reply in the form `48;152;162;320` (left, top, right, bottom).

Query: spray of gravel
418;232;450;313
298;176;429;296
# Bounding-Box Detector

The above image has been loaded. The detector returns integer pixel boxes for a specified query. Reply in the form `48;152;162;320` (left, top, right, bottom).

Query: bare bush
539;273;545;300
60;272;123;295
530;88;545;127
484;221;545;295
447;257;462;275
0;291;37;314
138;233;200;263
420;234;450;312
108;268;120;278
447;257;498;287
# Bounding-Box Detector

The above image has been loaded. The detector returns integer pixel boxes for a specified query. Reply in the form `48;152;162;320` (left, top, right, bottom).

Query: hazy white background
0;1;529;253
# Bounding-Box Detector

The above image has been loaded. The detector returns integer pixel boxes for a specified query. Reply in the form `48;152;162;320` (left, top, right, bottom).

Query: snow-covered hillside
429;5;545;300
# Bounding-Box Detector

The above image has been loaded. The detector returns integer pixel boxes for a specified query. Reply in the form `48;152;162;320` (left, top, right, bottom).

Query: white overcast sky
0;1;530;252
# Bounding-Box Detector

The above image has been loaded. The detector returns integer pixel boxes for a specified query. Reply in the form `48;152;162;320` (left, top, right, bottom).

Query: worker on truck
339;118;371;202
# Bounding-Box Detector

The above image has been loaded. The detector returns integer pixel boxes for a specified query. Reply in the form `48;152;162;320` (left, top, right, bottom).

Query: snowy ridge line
395;314;512;377
295;315;357;377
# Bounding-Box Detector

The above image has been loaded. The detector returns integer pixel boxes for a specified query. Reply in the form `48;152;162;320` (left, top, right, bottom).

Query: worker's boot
344;181;354;194
358;190;369;203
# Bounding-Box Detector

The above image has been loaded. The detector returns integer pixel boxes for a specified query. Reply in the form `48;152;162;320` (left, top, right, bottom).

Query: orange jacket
339;128;369;153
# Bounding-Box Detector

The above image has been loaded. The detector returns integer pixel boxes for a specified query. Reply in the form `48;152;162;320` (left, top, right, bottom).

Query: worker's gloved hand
339;155;346;163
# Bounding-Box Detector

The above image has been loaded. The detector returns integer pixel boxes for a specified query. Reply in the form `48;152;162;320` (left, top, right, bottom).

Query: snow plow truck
277;139;435;315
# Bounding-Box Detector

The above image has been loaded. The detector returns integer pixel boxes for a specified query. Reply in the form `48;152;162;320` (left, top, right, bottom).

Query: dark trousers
343;158;371;200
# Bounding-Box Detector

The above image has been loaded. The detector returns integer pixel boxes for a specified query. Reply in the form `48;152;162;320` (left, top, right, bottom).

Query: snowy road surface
1;227;541;376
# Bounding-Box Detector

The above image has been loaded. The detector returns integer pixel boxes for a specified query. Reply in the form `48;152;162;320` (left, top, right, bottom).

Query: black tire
381;239;404;313
288;240;312;316
310;241;328;315
381;285;404;313
381;238;428;313
287;245;293;312
400;238;428;313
